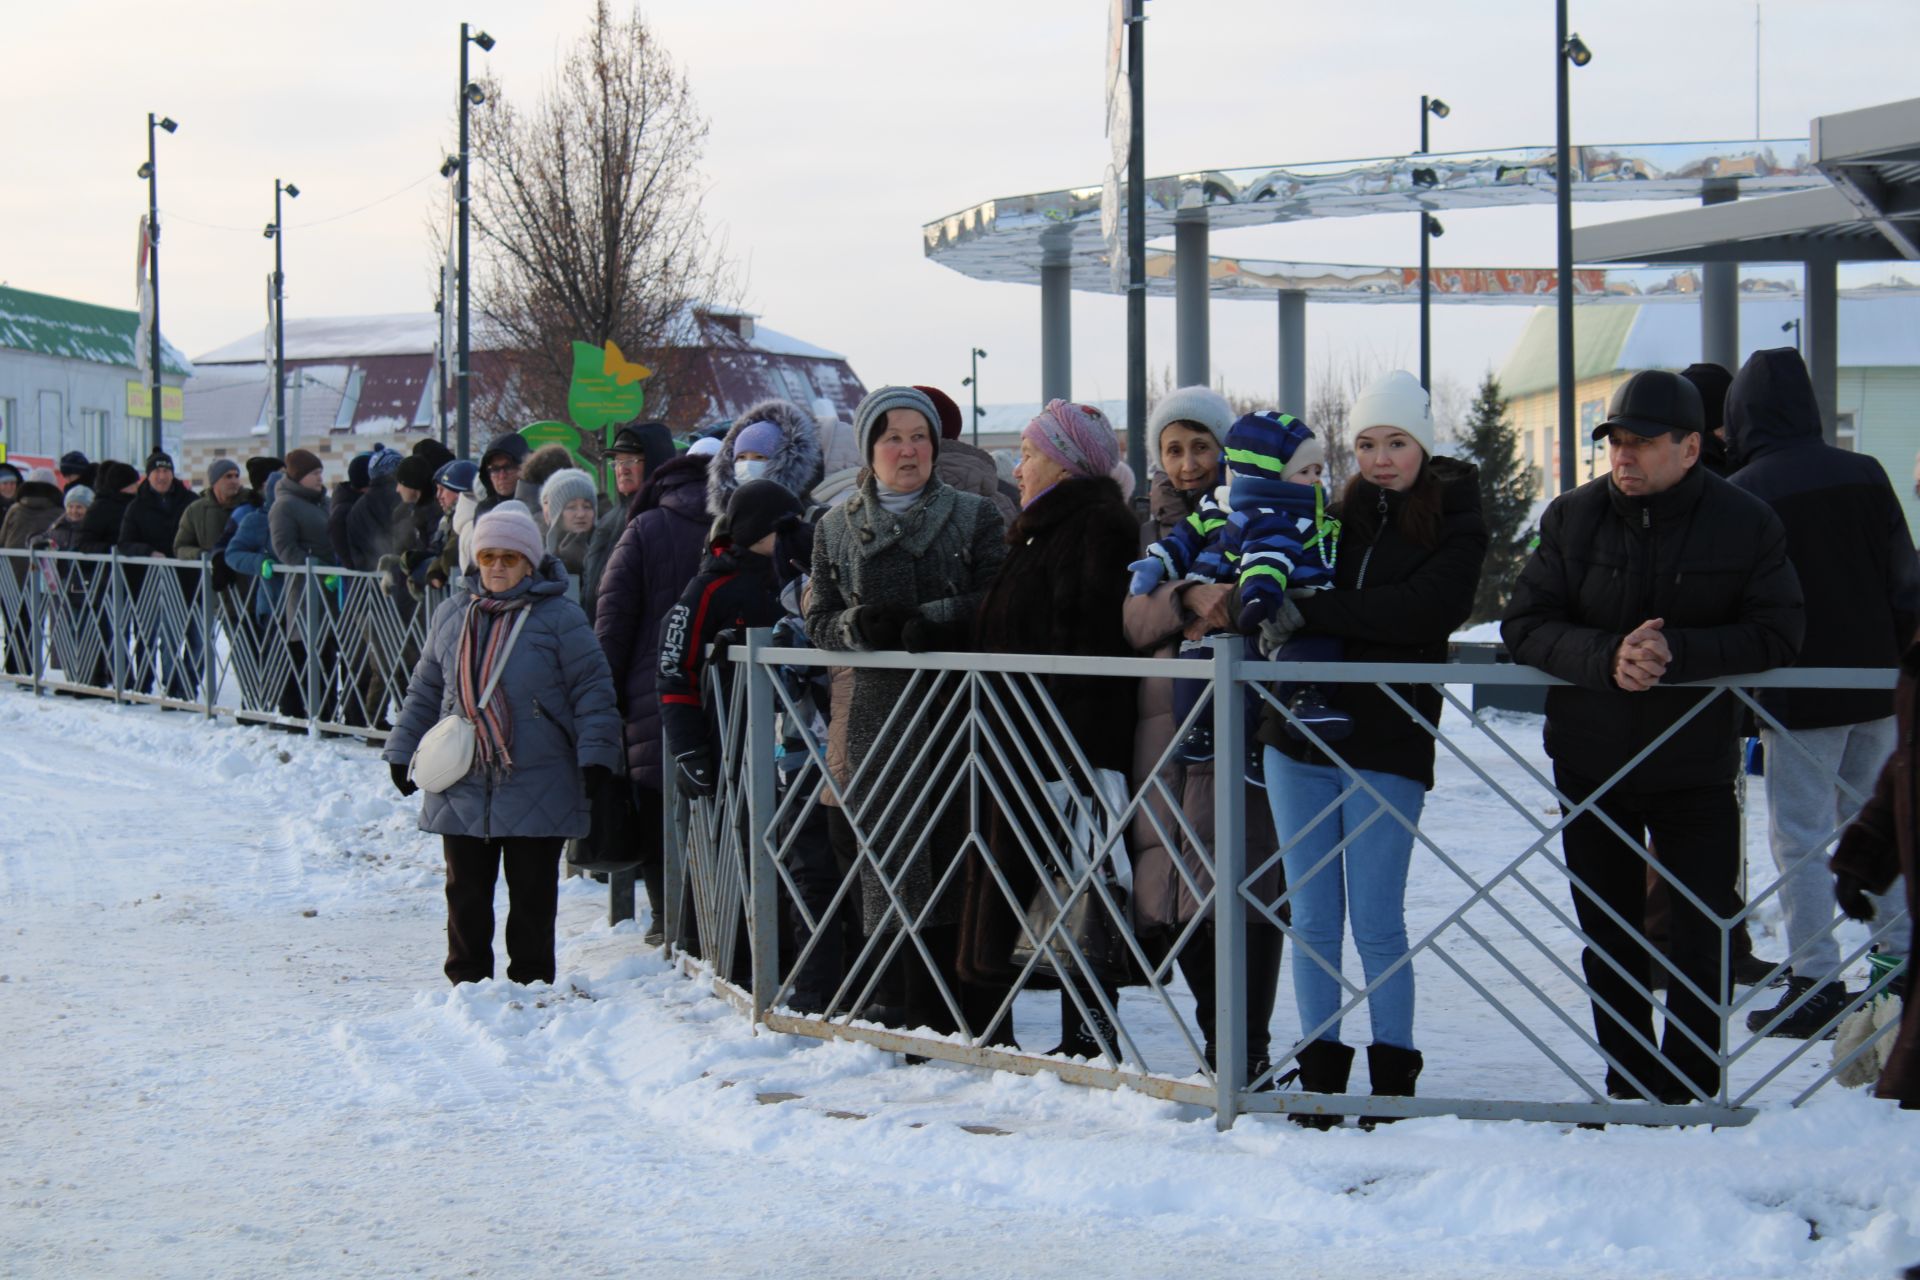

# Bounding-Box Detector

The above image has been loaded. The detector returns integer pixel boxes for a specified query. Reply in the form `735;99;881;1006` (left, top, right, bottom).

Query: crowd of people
4;350;1911;1118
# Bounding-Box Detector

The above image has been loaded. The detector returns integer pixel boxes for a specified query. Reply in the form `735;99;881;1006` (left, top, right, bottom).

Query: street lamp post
264;180;300;458
1555;6;1592;495
457;22;496;461
141;113;177;455
961;347;987;447
1417;95;1449;392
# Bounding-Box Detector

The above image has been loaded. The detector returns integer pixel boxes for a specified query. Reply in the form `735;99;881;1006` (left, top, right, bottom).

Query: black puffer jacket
345;476;414;571
1727;347;1920;729
1502;463;1804;792
971;475;1141;776
116;479;196;557
76;463;140;554
1261;458;1488;789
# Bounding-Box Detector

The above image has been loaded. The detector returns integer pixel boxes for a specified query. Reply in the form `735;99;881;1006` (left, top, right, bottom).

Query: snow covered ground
4;689;1917;1279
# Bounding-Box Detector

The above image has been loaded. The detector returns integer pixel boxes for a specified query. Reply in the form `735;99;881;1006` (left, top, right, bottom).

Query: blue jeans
1264;749;1424;1049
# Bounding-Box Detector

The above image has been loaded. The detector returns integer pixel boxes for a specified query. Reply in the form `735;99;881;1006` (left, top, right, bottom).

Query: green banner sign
567;339;651;438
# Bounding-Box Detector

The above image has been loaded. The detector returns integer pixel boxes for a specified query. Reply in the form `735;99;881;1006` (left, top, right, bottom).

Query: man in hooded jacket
1727;346;1918;1039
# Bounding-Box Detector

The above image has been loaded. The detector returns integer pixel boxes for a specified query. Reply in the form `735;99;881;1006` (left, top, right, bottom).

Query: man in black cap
583;421;674;620
1503;368;1805;1103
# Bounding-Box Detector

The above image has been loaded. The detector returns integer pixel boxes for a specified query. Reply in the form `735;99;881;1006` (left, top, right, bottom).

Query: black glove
389;761;419;797
583;764;615;800
854;603;917;650
900;616;960;654
209;551;238;593
1834;870;1877;922
673;749;716;798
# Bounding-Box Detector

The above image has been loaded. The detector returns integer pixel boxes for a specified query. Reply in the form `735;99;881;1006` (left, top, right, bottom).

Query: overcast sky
4;0;1915;418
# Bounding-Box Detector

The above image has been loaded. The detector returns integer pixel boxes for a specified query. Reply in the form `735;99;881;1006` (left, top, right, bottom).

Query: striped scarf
456;594;531;776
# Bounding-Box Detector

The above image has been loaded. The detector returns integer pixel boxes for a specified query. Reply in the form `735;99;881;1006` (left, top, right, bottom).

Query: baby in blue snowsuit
1128;411;1348;780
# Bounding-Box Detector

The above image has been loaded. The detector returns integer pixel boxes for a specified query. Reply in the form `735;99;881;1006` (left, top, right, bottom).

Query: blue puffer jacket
383;555;622;840
224;473;282;620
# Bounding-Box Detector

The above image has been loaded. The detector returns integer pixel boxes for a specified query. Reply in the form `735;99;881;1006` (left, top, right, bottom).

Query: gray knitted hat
538;467;598;525
854;386;942;467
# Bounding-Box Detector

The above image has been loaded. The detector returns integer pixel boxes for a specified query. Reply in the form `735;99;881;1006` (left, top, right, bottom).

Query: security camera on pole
138;113;178;455
1555;4;1593;494
1416;95;1449;393
456;22;497;461
264;179;300;459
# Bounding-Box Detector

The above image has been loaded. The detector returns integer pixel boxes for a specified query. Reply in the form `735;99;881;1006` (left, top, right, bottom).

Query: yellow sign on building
125;382;184;422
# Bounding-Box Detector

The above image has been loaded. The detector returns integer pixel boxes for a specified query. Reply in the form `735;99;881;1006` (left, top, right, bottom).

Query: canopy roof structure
1570;98;1920;442
1574;100;1920;266
924;139;1826;294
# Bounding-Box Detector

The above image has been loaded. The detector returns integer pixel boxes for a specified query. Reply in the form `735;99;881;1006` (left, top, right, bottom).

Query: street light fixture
1417;94;1449;392
268;179;300;457
455;21;498;459
140;112;178;455
961;347;988;446
1426;217;1445;239
1554;4;1592;494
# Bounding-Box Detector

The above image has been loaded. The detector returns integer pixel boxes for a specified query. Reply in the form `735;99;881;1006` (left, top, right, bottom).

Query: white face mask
734;458;770;484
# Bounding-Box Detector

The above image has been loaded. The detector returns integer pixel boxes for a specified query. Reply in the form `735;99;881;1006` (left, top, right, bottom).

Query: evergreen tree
1457;373;1537;623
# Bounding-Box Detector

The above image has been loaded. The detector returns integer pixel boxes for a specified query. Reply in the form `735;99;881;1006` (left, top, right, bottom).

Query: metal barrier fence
0;547;444;737
3;551;1905;1129
671;633;1909;1130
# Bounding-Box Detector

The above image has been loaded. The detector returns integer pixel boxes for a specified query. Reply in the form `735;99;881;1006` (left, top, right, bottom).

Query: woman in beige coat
1124;387;1285;1084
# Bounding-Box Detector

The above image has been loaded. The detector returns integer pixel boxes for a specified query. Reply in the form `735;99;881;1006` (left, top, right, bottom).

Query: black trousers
1177;919;1285;1070
632;784;666;938
1557;769;1739;1099
443;835;564;985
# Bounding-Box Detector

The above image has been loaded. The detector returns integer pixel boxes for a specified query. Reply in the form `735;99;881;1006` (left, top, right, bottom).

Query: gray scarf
875;482;926;517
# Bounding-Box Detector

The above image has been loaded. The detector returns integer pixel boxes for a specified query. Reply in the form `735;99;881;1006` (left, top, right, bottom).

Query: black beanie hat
246;456;284;491
1679;363;1734;435
395;455;437;494
145;449;175;474
723;479;803;551
411;437;456;472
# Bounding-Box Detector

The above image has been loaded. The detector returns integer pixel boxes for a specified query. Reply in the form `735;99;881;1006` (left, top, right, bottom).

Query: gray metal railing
671;633;1908;1130
0;547;445;738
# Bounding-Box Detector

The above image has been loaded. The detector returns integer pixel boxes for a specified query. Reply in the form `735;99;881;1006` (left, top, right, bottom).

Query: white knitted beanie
1147;386;1236;463
1349;370;1434;455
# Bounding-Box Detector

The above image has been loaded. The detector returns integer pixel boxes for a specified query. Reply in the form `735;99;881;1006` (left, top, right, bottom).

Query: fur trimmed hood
522;443;578;490
705;397;821;517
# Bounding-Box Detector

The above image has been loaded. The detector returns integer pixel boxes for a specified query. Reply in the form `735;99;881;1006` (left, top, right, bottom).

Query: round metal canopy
923;139;1829;297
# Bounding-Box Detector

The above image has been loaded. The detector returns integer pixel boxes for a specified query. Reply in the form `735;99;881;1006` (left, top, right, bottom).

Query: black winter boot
1280;1038;1354;1130
1745;976;1848;1040
1359;1043;1424;1130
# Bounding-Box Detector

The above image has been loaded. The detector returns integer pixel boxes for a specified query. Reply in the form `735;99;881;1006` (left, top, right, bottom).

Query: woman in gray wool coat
806;385;1006;1034
384;504;623;986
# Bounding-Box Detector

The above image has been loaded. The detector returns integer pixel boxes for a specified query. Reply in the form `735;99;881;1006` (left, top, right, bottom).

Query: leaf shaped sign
568;339;651;435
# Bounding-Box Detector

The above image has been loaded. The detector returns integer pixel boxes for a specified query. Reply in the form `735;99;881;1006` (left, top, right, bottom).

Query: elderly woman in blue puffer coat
384;502;623;986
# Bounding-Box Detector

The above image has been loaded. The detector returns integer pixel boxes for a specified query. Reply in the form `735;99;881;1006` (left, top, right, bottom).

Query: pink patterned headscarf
1022;399;1120;481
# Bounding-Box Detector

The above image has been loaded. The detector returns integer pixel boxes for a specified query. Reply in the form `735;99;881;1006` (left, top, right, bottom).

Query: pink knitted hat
1022;399;1120;481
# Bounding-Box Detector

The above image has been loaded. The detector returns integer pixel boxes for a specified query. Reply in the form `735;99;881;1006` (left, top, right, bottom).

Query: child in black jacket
659;479;844;1010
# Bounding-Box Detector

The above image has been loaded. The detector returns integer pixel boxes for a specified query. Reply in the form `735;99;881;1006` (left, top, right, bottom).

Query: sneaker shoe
1173;723;1214;764
1283;688;1352;743
1745;976;1848;1039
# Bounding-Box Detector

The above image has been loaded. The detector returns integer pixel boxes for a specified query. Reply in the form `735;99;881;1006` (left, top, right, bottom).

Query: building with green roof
1497;294;1920;532
0;284;190;470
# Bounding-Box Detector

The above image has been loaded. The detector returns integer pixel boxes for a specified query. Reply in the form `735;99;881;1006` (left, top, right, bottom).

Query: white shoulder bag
409;609;530;794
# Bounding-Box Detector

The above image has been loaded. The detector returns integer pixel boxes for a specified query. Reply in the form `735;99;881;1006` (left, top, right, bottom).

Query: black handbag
565;772;640;873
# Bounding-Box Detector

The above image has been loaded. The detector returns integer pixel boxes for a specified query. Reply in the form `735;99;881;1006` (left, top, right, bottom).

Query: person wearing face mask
705;399;822;524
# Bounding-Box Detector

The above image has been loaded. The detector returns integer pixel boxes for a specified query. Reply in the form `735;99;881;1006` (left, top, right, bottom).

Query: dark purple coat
593;455;713;788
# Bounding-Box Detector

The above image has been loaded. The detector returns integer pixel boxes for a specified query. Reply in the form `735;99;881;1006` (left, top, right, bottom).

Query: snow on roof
0;283;192;376
196;305;847;365
193;313;458;365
